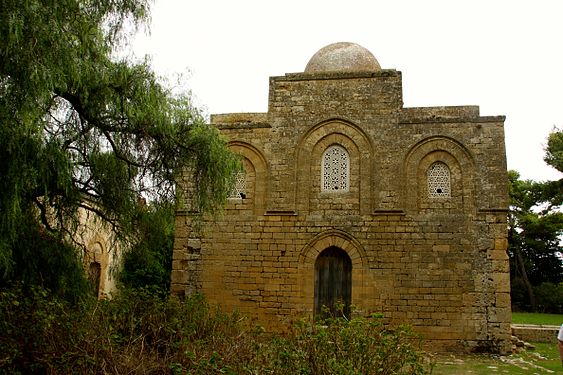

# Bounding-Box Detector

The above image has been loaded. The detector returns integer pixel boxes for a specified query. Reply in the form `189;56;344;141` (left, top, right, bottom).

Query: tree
0;0;239;291
508;128;563;312
119;200;175;295
545;129;563;174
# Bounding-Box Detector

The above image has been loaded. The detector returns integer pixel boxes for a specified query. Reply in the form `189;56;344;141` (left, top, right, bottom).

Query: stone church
172;42;511;353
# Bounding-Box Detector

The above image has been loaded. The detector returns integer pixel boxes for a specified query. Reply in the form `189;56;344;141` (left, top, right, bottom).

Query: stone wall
74;205;122;299
512;324;560;344
172;53;511;353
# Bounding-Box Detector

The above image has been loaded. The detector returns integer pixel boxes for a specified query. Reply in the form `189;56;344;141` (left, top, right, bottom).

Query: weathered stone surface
304;42;381;73
512;324;560;344
172;43;511;354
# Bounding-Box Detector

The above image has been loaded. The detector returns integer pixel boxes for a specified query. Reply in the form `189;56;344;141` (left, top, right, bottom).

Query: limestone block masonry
172;43;512;353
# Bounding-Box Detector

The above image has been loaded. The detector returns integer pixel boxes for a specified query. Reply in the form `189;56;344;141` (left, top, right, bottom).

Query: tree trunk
514;247;536;311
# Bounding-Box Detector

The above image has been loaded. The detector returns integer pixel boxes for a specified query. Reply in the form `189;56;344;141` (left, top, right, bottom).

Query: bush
511;279;563;313
534;282;563;313
0;284;83;373
1;217;92;303
0;285;256;374
119;202;175;296
252;314;427;375
0;285;430;374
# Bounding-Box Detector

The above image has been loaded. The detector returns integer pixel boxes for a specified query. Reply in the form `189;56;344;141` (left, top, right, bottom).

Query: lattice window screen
322;145;349;192
228;171;246;199
427;162;451;198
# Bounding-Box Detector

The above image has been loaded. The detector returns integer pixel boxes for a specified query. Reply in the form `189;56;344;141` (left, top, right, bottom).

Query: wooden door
314;247;352;319
88;262;101;298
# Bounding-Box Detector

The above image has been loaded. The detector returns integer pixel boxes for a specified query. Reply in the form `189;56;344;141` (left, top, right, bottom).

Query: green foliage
0;286;430;374
532;282;563;313
0;0;239;291
254;315;428;375
120;201;175;295
509;170;563;311
545;128;563;173
0;284;75;373
508;129;563;312
8;222;91;303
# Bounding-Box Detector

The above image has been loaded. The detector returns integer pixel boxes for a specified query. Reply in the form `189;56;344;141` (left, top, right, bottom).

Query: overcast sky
132;0;563;182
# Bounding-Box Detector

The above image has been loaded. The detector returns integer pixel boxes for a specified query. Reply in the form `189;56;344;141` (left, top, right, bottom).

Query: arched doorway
88;262;101;297
314;247;352;319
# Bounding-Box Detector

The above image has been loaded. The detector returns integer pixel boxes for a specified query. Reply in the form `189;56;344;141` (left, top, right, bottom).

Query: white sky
132;0;563;182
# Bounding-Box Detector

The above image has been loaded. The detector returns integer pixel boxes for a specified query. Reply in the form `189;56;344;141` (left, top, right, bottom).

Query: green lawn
431;313;563;374
432;342;562;374
512;312;563;326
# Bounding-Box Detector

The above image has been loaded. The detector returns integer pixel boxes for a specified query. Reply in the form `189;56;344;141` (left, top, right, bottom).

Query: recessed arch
85;239;105;262
297;230;368;317
299;229;367;267
314;247;352;319
296;117;374;152
227;141;269;214
84;239;107;299
403;136;476;213
294;119;374;214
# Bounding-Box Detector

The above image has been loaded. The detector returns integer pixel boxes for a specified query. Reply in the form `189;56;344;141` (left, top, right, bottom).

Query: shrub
252;314;428;375
1;217;92;303
119;202;175;296
0;285;430;374
0;283;81;373
534;282;563;313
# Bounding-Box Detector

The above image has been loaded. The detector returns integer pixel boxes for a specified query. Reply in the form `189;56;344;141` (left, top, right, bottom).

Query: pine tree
508;128;563;312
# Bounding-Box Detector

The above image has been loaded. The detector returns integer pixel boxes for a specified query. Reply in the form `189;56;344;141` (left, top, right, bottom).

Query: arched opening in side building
88;261;101;297
314;247;352;319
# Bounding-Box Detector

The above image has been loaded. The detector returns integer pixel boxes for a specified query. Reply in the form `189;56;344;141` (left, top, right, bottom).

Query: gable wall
172;70;511;353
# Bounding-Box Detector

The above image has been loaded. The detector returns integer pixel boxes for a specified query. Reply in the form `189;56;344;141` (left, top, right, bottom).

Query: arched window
228;171;247;199
427;162;451;198
321;145;349;192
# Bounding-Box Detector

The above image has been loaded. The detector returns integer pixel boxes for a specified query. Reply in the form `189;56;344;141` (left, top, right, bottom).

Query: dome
304;42;381;73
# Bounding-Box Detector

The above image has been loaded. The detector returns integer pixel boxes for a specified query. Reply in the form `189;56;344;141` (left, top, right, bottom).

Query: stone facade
172;43;512;353
75;204;122;299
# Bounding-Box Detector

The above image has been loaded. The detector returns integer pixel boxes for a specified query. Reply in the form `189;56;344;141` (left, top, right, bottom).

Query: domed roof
304;42;381;73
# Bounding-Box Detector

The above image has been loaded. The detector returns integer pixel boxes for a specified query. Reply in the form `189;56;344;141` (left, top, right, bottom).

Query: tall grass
0;284;430;374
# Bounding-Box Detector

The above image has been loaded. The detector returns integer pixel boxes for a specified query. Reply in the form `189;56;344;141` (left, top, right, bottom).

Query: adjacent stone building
172;42;511;353
76;204;122;299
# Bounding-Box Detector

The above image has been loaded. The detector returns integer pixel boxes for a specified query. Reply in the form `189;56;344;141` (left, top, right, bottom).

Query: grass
432;342;562;374
512;312;563;326
432;312;563;374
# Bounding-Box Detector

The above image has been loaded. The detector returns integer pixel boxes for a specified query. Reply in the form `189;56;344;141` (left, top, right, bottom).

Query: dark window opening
314;247;352;320
88;262;101;297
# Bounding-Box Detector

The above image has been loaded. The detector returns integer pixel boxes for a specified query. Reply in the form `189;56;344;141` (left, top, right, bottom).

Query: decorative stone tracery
321;145;349;192
228;171;247;199
427;162;451;198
